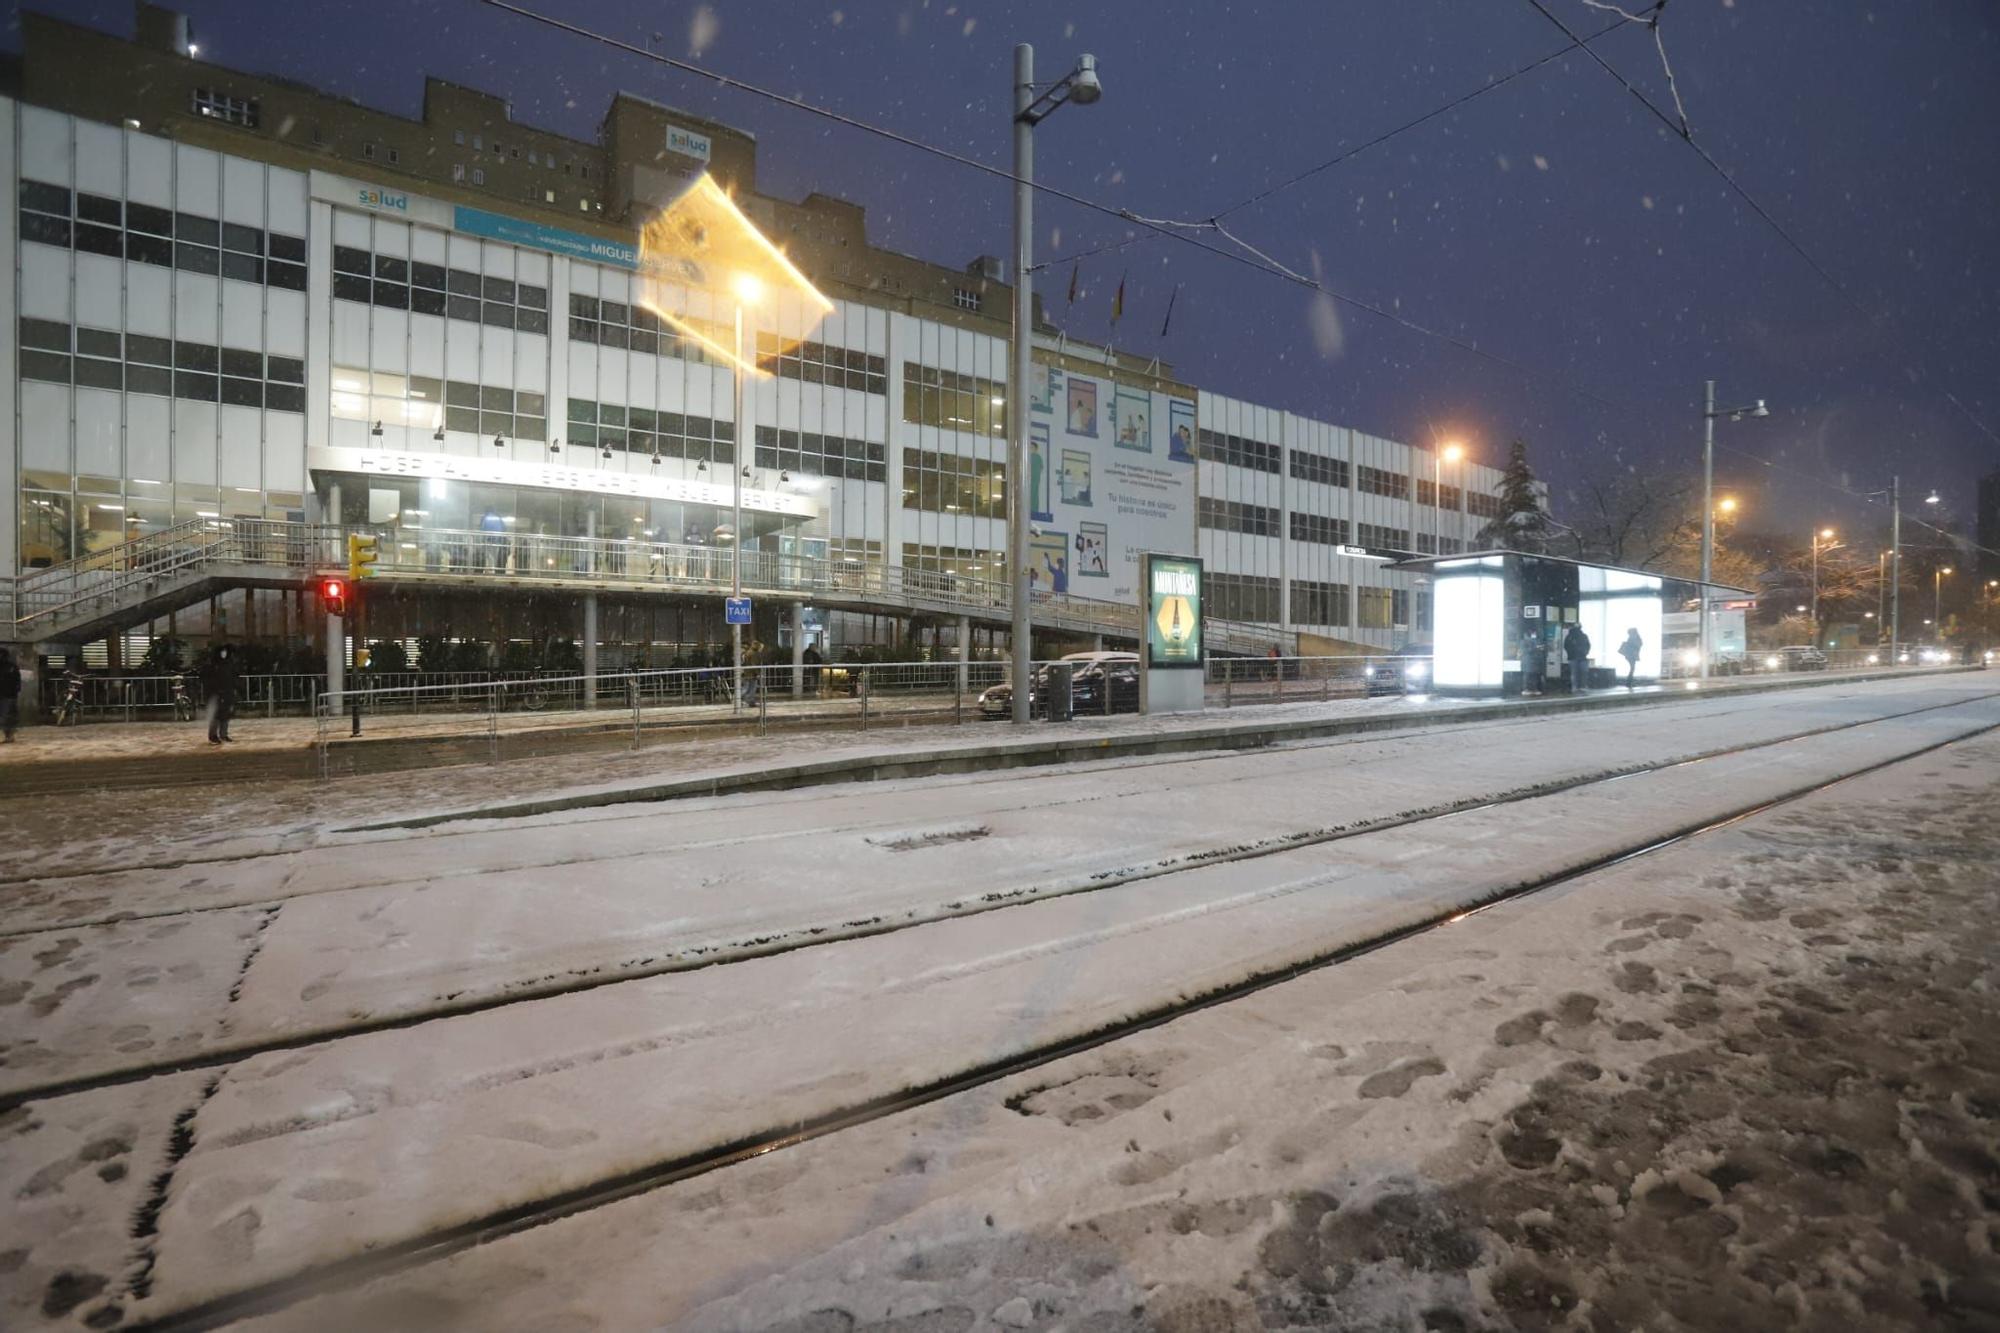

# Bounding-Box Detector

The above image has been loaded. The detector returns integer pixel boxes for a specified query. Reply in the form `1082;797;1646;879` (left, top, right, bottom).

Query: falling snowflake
1533;154;1550;171
688;5;720;56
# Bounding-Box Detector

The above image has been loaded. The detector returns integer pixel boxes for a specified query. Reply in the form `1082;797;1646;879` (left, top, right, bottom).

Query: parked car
1362;644;1433;696
978;651;1140;719
1758;646;1828;672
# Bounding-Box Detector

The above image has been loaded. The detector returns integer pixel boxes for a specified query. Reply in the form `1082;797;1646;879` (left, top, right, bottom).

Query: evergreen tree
1477;438;1553;552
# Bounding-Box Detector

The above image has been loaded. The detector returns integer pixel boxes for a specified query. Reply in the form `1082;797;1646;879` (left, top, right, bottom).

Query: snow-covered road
2;673;1996;1329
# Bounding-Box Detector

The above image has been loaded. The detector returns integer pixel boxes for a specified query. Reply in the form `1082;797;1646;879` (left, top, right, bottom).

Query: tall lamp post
729;275;766;713
1699;381;1769;678
1935;565;1953;638
1809;527;1837;633
1433;442;1464;553
1010;44;1102;724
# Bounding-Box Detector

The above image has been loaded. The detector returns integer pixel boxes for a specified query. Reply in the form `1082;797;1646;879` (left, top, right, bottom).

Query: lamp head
1441;442;1465;464
1942;566;1953;576
1819;527;1835;540
1749;400;1769;418
1068;54;1103;104
731;273;764;305
1925;489;1942;505
1718;497;1738;513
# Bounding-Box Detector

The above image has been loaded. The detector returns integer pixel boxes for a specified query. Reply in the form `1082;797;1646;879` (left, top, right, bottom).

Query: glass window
412;261;447;290
222;222;262;254
77;328;121;359
480;302;514;328
446;294;481;322
175;341;218;372
332;271;371;303
220;250;262;283
20;213;71;247
268;233;306;263
20;350;69;382
517;284;547;309
446;380;481;407
447;268;482;296
266;354;305;384
221;377;262;407
267;261;307;291
265;382;305;413
482;276;516;304
221;347;263;379
374;254;409;283
174;371;219;401
373;281;409;310
175;242;220;274
127;334;172;366
411;287;447;316
19;317;69;351
516;307;548;335
20;180;71;215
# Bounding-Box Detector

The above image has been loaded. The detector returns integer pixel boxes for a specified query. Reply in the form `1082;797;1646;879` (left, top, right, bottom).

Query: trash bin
1046;663;1074;722
1587;665;1618;689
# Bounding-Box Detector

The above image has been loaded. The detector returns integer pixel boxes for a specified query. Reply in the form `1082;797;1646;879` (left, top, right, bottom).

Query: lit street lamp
1433;441;1465;554
1809;526;1839;630
1010;44;1103;724
1699;382;1768;678
1935;565;1953;637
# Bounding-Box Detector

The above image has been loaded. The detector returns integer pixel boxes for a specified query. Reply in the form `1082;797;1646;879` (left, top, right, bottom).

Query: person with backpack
1563;622;1592;693
1618;628;1644;688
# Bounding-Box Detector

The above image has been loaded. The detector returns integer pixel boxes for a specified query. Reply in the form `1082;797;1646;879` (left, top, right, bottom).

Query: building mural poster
1028;361;1197;606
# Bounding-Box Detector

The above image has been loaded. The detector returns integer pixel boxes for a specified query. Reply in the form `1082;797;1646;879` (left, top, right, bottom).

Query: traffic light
347;532;380;581
319;577;348;618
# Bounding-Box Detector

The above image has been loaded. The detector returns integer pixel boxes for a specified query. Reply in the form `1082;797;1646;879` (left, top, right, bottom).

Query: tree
1477;439;1553;553
1561;471;1699;572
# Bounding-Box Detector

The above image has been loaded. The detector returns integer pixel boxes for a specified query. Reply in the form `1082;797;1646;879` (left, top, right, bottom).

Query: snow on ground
242;724;2000;1333
0;678;1992;1101
60;691;2000;1317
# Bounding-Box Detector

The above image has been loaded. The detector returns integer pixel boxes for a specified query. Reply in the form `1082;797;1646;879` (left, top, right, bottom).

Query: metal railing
5;517;1183;645
1206;654;1435;706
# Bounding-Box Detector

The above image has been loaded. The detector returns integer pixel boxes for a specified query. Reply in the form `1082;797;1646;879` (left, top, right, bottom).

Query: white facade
8;98;1502;650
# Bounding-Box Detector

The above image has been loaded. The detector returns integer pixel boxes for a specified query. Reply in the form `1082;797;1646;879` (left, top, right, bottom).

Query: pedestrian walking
203;643;241;745
480;508;509;571
0;647;20;742
1619;628;1643;688
1563;623;1592;693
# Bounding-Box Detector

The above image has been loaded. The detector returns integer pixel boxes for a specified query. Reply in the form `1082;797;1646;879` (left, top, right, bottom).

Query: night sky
27;1;2000;537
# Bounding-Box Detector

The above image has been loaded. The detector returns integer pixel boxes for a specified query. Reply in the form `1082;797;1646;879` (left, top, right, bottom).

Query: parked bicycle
170;672;197;722
52;668;84;726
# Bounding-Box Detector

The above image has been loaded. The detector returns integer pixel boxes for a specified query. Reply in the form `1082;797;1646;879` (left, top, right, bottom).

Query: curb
351;666;1986;830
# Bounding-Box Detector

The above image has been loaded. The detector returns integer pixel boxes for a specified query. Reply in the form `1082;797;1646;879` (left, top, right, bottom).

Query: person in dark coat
203;644;241;745
802;643;824;693
0;647;20;742
1618;628;1643;687
1563;623;1592;693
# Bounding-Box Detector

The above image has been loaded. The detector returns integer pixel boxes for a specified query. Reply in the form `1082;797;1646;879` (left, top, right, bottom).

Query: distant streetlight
1010;43;1104;724
1700;382;1769;677
1936;565;1953;634
1925;489;1942;505
1717;496;1738;515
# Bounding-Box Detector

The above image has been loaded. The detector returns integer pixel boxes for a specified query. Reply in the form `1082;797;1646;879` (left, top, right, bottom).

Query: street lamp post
1809;527;1836;632
1935;565;1953;637
1699;382;1768;678
729;277;764;713
1010;44;1102;724
1433;442;1464;554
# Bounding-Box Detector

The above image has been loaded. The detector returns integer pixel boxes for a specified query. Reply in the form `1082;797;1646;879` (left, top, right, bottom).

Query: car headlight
1680;648;1701;667
1404;661;1429;679
1362;666;1376;678
1866;654;1879;665
1764;655;1781;670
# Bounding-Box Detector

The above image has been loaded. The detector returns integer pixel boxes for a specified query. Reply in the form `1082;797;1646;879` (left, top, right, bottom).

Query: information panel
1144;554;1205;669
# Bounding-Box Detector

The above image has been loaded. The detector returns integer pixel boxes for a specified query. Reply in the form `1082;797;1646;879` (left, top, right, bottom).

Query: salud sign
1144;554;1204;669
725;596;753;626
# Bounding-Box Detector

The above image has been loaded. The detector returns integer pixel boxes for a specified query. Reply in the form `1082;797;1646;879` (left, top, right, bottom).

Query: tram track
118;706;2000;1332
6;688;1994;1112
1;682;1981;944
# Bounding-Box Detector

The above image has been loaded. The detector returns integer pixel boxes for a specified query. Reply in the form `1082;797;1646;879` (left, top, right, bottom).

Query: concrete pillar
1091;634;1104;652
583;509;598;708
956;615;971;696
791;601;806;698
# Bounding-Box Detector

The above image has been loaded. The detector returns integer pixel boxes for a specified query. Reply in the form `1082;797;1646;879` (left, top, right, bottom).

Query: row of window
901;543;1002;578
1207;576;1407;630
331;366;547;441
1199;496;1280;538
1356;586;1411;630
1290;451;1350;488
1356;464;1409;500
1414;479;1464;510
333;245;552;332
1292;580;1349;629
22;318;306;411
901;447;1006;519
564;398;736;465
1290;512;1351;547
20;179;309;290
902;362;1008;436
1411;534;1467;556
450;129;587;178
1198;429;1283;475
754;332;888;396
1208;573;1281;625
1466;490;1505;520
567;293;722;366
752;426;888;484
1357;522;1412;552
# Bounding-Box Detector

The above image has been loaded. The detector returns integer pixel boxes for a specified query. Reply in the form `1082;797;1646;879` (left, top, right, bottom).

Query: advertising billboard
1145;554;1205;669
1030;363;1197;606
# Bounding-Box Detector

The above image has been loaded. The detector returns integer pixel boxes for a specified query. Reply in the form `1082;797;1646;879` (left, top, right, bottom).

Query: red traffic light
319;577;348;617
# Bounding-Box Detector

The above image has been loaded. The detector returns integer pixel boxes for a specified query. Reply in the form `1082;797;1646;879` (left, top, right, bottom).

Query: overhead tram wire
1520;0;2000;454
475;0;1625;410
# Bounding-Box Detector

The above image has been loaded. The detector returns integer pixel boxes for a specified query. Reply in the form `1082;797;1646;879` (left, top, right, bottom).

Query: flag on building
1160;284;1180;338
1111;272;1126;323
1066;264;1078;306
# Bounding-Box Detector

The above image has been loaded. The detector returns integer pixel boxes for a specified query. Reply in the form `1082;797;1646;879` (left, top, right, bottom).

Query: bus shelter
1394;551;1751;696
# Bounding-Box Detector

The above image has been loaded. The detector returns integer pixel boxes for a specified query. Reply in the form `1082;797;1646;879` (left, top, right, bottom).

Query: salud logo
358;186;409;212
666;124;712;163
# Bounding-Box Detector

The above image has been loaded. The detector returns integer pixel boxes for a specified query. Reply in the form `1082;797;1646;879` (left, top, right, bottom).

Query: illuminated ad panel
1579;567;1664;680
1145;554;1205;668
634;175;833;376
1434;572;1504;688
